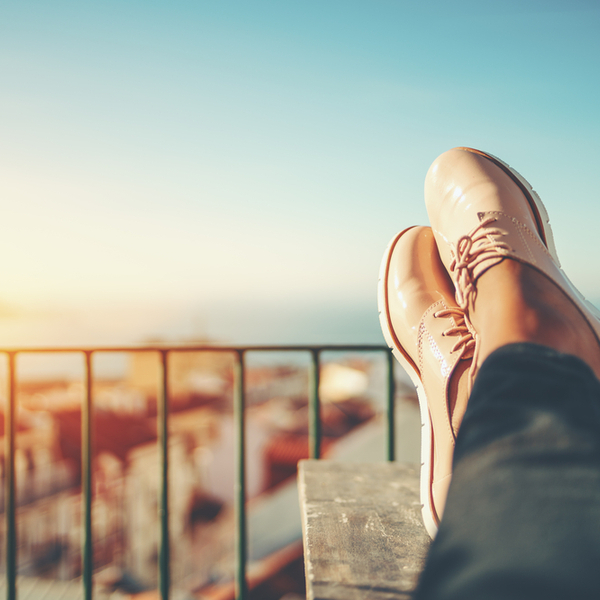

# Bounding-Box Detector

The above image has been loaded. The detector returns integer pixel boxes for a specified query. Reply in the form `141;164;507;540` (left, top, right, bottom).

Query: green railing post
158;351;170;600
0;342;392;600
234;350;248;600
386;350;396;462
5;353;17;600
309;349;321;459
82;352;94;600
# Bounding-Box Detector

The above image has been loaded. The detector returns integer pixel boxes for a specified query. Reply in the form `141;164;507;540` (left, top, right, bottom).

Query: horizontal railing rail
1;343;395;600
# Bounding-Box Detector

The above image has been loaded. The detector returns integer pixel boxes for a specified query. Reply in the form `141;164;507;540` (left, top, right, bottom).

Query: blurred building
0;354;381;597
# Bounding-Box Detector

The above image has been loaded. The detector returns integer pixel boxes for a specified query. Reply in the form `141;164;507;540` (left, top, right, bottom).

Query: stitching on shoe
420;299;471;377
418;321;426;377
484;210;552;260
421;300;460;443
426;331;450;379
418;300;444;378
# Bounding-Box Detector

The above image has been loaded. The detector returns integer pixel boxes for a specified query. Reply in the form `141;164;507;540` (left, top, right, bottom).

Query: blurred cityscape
0;342;419;600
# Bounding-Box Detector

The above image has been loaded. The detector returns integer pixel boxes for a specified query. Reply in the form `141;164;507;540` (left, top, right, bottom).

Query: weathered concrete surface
299;460;430;600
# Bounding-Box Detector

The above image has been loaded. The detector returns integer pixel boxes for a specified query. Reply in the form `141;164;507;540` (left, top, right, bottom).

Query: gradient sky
2;0;599;346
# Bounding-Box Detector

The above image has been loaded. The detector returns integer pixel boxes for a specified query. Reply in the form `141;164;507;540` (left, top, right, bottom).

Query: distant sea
0;298;388;380
4;296;598;381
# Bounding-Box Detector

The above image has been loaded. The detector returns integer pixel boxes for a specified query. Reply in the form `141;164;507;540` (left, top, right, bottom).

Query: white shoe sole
377;227;439;539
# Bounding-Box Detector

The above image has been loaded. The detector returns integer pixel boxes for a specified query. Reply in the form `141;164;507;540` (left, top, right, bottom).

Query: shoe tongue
460;346;475;361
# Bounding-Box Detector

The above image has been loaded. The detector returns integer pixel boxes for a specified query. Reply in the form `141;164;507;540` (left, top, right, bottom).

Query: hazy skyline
2;1;599;345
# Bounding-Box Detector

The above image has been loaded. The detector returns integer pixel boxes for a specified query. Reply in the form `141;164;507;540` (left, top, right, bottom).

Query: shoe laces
433;306;475;357
433;306;479;396
449;216;511;309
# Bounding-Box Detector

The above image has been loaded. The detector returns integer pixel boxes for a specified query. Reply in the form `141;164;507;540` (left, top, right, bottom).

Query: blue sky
1;1;599;345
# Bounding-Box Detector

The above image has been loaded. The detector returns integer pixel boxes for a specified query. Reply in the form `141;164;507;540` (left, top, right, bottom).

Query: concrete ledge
298;460;430;600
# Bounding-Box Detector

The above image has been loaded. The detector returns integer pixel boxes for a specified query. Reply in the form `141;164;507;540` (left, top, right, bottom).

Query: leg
415;147;600;598
415;342;600;600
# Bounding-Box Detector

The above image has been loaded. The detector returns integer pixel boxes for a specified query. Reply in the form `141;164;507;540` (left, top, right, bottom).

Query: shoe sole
377;226;439;539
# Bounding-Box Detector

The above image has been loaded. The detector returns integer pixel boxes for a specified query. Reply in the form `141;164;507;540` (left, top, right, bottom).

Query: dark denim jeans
415;343;600;600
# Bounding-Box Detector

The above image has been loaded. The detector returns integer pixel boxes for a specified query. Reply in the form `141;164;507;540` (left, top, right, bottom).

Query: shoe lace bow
449;216;510;309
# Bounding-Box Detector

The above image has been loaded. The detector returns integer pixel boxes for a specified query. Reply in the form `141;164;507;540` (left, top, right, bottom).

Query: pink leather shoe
378;226;475;538
425;147;600;346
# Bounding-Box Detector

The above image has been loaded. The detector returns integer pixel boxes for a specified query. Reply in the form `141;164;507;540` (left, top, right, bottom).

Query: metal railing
1;343;395;600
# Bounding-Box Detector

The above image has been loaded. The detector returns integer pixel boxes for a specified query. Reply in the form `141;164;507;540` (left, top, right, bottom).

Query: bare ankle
469;260;600;378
